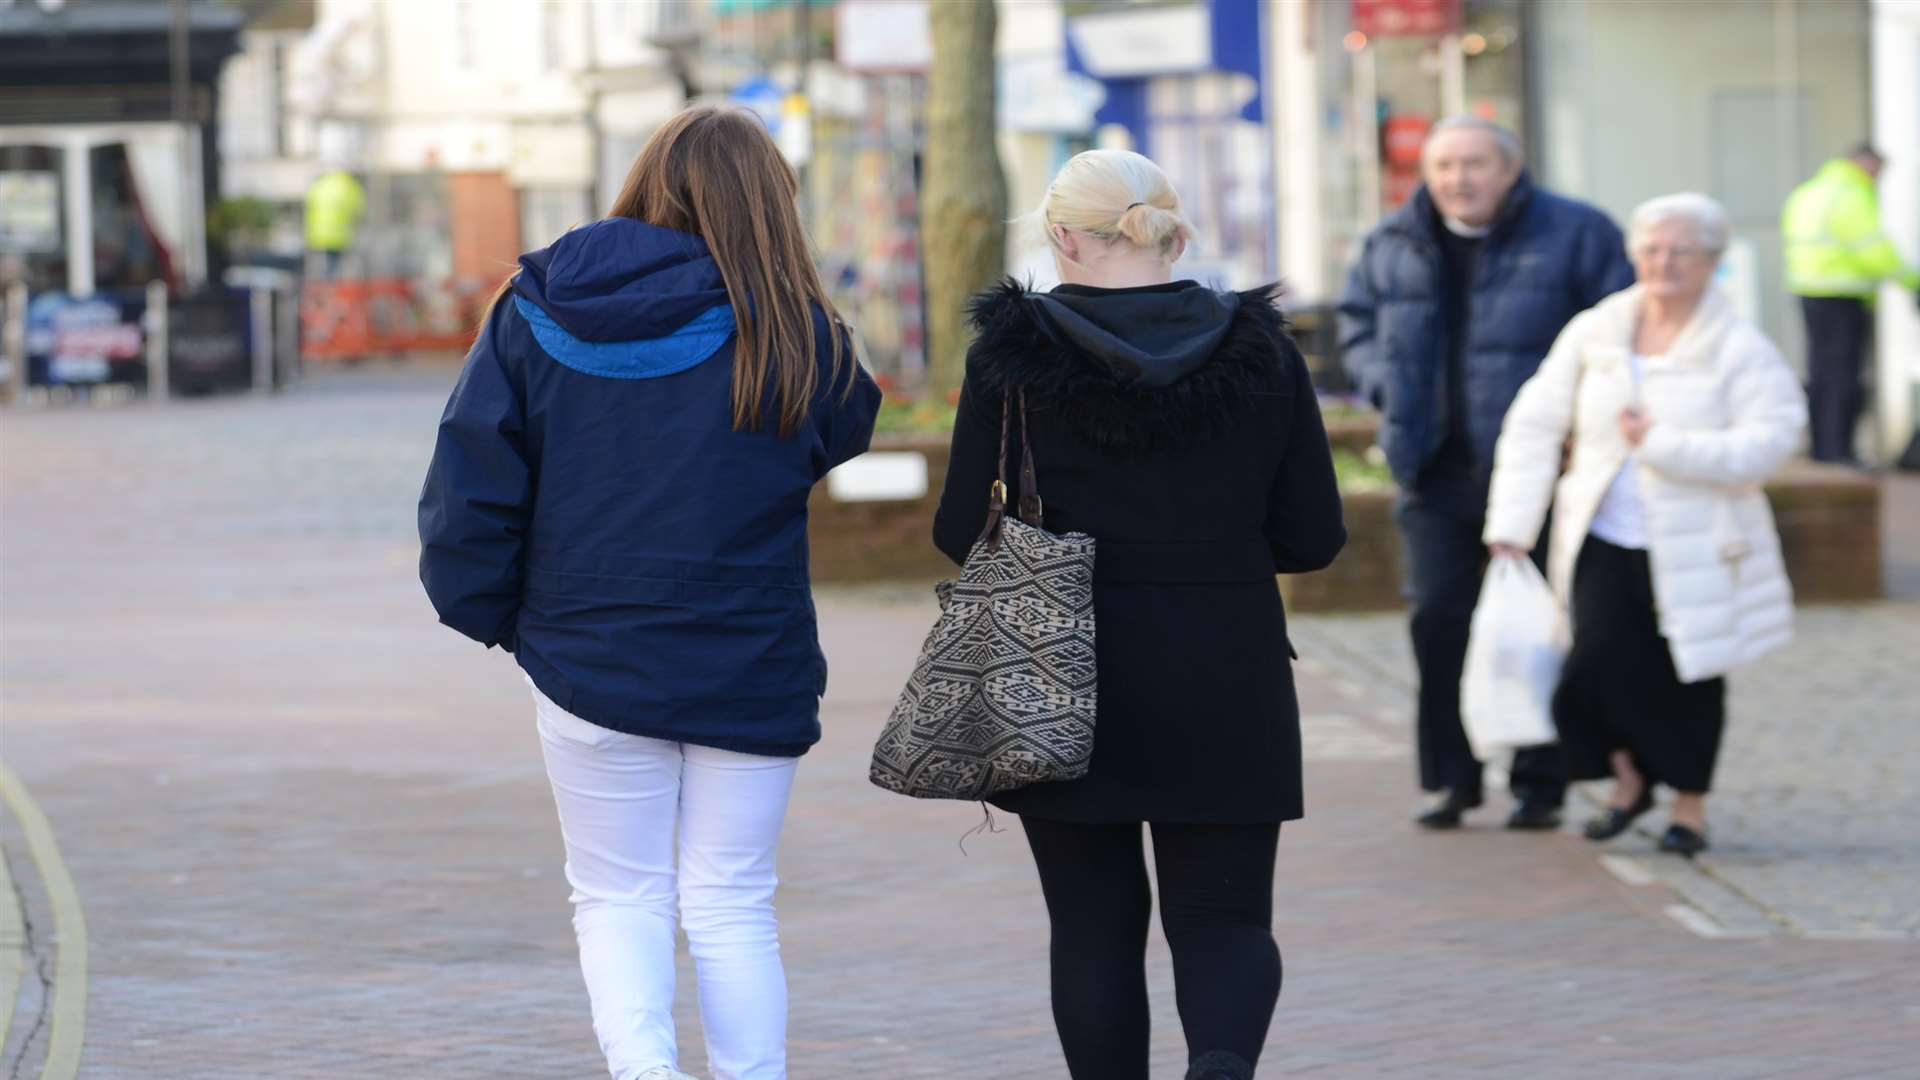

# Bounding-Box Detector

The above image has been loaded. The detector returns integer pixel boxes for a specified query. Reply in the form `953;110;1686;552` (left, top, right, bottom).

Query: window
451;0;477;70
540;1;566;72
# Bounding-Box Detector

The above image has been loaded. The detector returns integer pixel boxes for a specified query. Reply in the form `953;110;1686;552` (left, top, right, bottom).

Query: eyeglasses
1631;244;1714;260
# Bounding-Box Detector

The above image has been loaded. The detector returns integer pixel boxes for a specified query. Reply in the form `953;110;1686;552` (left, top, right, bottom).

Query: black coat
932;279;1346;823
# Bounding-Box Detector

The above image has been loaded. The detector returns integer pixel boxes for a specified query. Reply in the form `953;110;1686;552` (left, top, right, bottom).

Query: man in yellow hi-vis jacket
304;169;365;279
1782;144;1920;464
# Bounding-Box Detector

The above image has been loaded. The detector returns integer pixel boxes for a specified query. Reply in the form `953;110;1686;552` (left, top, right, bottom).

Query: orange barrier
301;278;490;360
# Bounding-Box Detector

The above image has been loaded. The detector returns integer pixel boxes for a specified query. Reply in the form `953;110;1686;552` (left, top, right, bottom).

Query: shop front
0;0;263;398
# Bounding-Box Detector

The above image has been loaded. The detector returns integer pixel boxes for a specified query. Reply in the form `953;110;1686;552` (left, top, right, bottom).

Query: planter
806;433;1404;609
1765;460;1881;602
1277;489;1403;611
1323;415;1380;457
807;435;957;583
806;432;1882;608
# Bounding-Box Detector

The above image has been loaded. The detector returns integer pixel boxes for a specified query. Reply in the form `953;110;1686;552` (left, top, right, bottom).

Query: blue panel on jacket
513;295;735;379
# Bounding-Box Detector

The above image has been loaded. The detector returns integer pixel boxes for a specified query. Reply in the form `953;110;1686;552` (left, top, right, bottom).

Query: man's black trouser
1800;295;1870;463
1395;464;1567;805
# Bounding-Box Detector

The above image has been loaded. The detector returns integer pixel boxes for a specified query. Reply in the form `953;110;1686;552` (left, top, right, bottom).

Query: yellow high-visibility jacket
1782;159;1919;298
304;170;365;253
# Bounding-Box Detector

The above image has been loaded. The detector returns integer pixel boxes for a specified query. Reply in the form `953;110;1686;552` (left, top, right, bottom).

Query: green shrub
1332;448;1393;493
873;398;958;435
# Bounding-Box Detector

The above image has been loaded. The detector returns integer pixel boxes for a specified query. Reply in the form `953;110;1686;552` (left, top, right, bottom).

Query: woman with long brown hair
419;106;880;1080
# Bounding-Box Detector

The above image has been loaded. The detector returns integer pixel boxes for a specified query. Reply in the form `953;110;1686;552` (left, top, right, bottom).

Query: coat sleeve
931;367;1004;567
1574;209;1636;309
1483;314;1587;549
1266;349;1347;573
1636;332;1808;488
418;301;533;650
812;320;883;479
1335;237;1389;412
1834;186;1920;289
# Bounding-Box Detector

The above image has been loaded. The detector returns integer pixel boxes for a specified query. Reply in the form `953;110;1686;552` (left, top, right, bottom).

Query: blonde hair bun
1115;201;1184;251
1042;149;1191;257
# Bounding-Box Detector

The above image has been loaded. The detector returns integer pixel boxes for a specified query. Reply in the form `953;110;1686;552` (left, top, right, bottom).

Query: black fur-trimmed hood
964;277;1296;455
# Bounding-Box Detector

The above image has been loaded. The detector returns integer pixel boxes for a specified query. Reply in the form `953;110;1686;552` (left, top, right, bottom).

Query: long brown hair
608;105;850;437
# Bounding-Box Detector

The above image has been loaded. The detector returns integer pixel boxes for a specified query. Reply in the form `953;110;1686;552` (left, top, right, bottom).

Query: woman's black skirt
1552;536;1726;792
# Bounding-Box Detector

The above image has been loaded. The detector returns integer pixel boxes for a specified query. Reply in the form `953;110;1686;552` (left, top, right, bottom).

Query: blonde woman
1484;193;1806;856
932;150;1345;1080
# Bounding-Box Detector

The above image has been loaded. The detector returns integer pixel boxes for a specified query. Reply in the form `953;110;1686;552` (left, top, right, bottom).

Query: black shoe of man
1505;799;1564;831
1415;788;1484;829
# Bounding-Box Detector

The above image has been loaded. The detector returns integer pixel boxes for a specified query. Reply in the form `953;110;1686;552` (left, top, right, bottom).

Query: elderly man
1339;117;1634;830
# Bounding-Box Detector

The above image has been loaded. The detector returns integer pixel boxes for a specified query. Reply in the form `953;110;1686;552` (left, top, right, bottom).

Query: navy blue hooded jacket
1337;173;1633;489
418;217;881;757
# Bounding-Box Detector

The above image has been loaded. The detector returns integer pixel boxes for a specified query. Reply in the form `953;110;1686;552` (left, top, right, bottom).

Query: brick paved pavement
2;367;1915;1078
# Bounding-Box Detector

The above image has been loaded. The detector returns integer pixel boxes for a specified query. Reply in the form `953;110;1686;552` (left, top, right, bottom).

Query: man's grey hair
1423;116;1523;165
1628;192;1731;254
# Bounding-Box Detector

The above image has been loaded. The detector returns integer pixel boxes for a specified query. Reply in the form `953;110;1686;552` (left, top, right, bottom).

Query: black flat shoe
1416;788;1484;830
1506;800;1564;831
1582;787;1655;841
1659;824;1710;857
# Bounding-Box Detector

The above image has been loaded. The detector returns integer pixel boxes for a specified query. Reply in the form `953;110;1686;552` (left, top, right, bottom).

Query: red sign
1351;0;1461;37
1383;115;1433;169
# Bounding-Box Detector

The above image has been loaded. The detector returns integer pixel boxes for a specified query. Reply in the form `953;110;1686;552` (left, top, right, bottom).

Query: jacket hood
965;278;1295;455
1029;282;1241;389
512;217;730;343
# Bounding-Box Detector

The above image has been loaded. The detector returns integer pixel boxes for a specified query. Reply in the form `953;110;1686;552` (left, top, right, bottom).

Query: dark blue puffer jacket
1336;174;1633;488
418;217;881;756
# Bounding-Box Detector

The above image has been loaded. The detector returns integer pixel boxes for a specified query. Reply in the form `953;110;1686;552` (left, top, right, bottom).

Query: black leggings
1020;816;1283;1079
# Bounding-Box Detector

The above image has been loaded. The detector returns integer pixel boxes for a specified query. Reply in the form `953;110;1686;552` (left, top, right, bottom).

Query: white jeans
532;685;797;1080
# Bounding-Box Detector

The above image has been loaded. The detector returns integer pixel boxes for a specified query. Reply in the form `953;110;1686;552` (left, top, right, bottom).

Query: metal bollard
145;279;170;403
3;281;25;404
275;286;299;387
250;287;273;394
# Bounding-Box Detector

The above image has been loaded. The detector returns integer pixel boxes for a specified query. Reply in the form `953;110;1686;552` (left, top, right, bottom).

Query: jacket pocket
1712;493;1755;562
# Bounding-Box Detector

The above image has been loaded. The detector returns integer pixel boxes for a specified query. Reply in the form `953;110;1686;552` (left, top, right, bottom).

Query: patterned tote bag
869;390;1097;800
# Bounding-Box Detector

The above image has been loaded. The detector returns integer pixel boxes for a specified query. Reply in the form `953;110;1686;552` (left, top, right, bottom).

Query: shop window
0;144;66;293
90;144;174;291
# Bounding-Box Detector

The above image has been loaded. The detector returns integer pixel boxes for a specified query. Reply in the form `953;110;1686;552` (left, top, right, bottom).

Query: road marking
0;851;21;1055
1600;854;1656;887
1665;903;1730;938
0;762;86;1080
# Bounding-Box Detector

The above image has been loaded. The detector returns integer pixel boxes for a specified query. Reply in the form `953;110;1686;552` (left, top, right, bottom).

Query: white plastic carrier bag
1460;554;1566;760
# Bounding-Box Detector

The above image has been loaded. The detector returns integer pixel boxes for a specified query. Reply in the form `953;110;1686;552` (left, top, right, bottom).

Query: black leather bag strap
977;391;1012;549
1016;390;1043;528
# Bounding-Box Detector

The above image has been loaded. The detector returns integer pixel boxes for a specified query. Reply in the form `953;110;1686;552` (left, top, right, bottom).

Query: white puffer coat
1483;285;1807;683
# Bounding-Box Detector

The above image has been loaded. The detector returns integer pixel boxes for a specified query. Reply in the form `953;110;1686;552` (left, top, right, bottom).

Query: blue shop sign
24;290;148;386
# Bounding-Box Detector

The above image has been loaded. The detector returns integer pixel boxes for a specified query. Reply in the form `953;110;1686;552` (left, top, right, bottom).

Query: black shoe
1506;800;1564;831
1659;823;1710;857
1582;786;1655;841
1186;1051;1255;1080
1415;788;1484;829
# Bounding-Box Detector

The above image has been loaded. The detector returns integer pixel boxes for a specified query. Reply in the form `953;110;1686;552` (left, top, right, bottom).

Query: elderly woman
1483;193;1806;856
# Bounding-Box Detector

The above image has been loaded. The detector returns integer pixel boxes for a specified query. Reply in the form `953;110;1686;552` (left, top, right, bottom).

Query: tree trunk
921;0;1008;397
